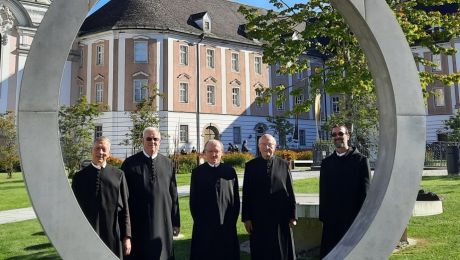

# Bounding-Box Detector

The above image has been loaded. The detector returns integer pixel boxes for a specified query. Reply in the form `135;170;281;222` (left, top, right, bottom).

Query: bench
292;160;313;169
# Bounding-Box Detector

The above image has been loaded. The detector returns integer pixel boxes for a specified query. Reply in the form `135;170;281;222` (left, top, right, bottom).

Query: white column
0;40;10;113
108;35;114;110
288;74;293;115
117;34;126;111
16;53;28;110
157;36;163;111
448;55;456;112
58;60;71;106
86;42;93;102
221;47;227;114
167;38;174;111
244;51;251;115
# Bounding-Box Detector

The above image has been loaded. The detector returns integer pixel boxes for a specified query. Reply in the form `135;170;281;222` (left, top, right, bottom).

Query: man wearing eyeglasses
121;127;180;260
319;124;371;258
242;134;297;260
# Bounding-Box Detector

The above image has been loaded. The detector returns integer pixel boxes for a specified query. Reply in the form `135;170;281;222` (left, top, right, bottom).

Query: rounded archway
203;123;220;144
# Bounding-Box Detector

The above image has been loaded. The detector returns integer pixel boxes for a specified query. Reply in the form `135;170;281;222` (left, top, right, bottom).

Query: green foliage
173;153;198;175
297;150;313;160
58;96;103;177
107;156;124;168
443;109;460;141
122;84;162;151
275;149;313;160
267;116;294;148
222;152;254;168
0;112;19;178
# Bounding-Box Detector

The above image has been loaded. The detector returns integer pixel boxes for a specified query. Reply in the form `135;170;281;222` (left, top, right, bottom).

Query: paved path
0;169;449;225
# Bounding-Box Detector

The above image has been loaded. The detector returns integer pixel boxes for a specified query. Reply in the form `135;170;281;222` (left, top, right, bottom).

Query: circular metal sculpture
17;0;425;259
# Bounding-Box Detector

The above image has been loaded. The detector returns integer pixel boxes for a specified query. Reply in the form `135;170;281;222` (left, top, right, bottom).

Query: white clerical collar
207;162;220;168
336;151;347;157
143;150;158;159
91;161;106;169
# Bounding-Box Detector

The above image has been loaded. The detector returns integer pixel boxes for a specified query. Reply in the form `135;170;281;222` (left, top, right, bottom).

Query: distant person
242;134;297;260
122;127;180;260
228;143;235;152
241;140;249;153
72;136;131;258
180;148;187;155
233;144;240;153
191;146;197;153
189;140;240;260
319;124;371;258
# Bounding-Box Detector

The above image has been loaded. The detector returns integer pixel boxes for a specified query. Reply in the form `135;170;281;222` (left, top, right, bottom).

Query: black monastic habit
72;164;131;258
319;147;371;258
121;152;180;260
189;163;240;260
242;156;296;260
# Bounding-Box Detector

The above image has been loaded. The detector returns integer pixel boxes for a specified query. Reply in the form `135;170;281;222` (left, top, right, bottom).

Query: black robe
121;152;180;260
71;164;131;258
242;156;296;260
189;163;240;260
319;147;371;258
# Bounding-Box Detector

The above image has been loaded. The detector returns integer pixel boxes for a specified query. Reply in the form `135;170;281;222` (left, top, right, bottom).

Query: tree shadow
5;251;60;260
24;243;53;251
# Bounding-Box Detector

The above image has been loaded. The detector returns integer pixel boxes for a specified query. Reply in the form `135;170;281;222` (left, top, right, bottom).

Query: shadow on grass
6;251;60;260
32;231;46;236
25;243;53;251
0;184;26;191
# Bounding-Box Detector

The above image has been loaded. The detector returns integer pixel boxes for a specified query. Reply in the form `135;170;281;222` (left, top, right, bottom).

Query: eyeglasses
331;132;346;137
145;137;160;142
260;143;275;148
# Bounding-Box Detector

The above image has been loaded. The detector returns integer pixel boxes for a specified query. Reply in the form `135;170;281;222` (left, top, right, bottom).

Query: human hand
173;227;180;236
289;219;297;228
244;220;253;234
123;237;131;255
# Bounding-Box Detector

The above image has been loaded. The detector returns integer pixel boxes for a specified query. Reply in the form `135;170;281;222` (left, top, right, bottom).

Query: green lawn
2;173;460;259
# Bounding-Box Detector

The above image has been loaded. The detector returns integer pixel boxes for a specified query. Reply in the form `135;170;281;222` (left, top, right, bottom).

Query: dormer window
190;12;212;33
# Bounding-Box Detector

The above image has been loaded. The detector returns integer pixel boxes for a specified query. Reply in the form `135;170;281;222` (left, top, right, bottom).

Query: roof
79;0;260;45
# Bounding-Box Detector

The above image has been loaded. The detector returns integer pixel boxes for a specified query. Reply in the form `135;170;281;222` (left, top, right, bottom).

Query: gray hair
258;134;276;146
143;127;160;138
204;139;224;152
94;136;111;148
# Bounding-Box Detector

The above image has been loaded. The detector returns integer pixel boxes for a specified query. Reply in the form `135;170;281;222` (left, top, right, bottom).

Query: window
232;86;240;107
295;94;304;105
206;49;215;69
255;56;262;74
233;126;241;144
95;82;103;103
255;89;262;108
134;41;148;63
231;53;239;72
179;82;189;103
207;85;215;105
434;88;445;107
332;96;340;113
299;129;306;146
432;54;442;72
204;21;210;31
180;125;189;143
94;125;103;139
79;48;84;67
78;85;84;97
96;44;104;65
180;45;188;65
134;79;149;102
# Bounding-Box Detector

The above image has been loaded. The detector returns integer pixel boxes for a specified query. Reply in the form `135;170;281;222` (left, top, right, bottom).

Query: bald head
258;134;276;159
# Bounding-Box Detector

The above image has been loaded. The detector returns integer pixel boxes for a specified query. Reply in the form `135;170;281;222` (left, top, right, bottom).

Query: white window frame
96;44;104;65
207;85;215;105
255;89;262;108
255;56;262;74
180;45;189;65
134;79;149;102
332;96;340;113
78;85;84;97
179;82;189;103
94;125;103;139
134;41;148;63
232;85;240;107
95;82;103;103
206;49;215;69
432;54;442;72
434;88;446;107
231;52;240;72
179;125;189;143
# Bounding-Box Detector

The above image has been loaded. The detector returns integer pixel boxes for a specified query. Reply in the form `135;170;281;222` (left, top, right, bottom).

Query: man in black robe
319;124;371;258
189;139;240;260
242;134;297;260
121;127;180;260
72;136;131;258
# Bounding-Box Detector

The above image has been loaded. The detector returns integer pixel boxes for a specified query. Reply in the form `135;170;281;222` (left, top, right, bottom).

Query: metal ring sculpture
18;0;425;259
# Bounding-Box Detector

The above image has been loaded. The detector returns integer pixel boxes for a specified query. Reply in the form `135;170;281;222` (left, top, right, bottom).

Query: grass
3;172;460;259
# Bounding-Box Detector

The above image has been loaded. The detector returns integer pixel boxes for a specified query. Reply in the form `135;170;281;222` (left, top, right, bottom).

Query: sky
89;0;303;14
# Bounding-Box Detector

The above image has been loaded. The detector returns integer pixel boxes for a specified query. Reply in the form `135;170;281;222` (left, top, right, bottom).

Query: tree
58;97;103;177
267;115;294;148
240;0;460;145
443;109;460;141
122;83;162;152
0;112;19;178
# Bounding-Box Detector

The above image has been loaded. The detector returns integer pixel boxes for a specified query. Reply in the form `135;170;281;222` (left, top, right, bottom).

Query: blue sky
90;0;302;14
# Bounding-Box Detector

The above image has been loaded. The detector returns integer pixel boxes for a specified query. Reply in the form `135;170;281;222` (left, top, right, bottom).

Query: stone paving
0;169;448;225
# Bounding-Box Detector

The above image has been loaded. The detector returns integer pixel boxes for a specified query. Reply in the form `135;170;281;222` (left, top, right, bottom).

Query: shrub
275;149;298;160
172;154;198;175
107;156;124;168
297;150;313;160
222;152;254;168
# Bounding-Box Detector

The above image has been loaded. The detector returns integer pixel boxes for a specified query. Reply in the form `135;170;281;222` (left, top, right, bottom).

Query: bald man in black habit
189;139;240;260
121;127;180;260
72;136;131;258
242;134;297;260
